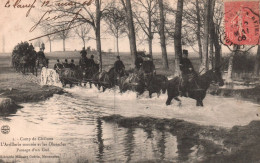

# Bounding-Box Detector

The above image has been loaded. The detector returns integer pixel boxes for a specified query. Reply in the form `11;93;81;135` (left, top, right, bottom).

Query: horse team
12;42;48;76
11;43;225;106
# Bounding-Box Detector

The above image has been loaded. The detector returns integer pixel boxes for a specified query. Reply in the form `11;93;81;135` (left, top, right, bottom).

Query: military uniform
135;57;143;70
114;57;125;73
179;50;197;97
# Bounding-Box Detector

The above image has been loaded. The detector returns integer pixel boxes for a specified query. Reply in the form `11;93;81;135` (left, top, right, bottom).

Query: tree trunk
83;39;86;49
209;0;215;70
214;24;221;69
96;0;102;71
195;0;202;63
158;0;169;70
209;41;214;69
63;38;66;52
173;0;183;75
200;0;211;74
48;37;52;52
148;36;153;57
125;0;137;67
227;45;239;83
254;45;260;76
116;36;119;56
148;11;153;57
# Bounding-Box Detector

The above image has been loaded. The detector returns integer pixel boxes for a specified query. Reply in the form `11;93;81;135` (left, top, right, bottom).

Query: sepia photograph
0;0;260;162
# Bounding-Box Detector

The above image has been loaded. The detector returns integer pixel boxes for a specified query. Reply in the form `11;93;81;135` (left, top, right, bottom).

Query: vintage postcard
0;0;260;162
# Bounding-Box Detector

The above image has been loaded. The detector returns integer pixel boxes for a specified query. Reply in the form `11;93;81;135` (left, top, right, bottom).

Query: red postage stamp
224;0;260;45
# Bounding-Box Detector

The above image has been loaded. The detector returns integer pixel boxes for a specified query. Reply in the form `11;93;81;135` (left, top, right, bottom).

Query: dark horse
81;63;99;87
166;68;224;106
118;71;145;96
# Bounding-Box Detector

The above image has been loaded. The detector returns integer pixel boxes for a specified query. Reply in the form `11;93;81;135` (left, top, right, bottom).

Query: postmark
224;0;260;45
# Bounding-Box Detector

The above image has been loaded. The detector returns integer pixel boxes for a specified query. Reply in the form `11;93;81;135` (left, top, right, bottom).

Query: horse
166;68;224;106
35;56;48;76
92;71;112;92
146;74;168;98
81;63;99;87
118;71;145;96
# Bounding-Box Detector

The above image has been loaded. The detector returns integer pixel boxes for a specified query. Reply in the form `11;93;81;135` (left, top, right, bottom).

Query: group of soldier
53;46;196;97
54;59;76;71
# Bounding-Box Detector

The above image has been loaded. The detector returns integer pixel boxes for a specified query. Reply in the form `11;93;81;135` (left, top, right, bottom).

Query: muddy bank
102;115;260;163
0;98;22;115
0;56;66;112
0;85;65;103
209;85;260;104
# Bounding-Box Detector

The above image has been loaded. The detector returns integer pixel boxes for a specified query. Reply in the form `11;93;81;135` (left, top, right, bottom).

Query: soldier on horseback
135;56;144;70
179;49;197;97
114;56;125;75
79;47;88;68
89;55;96;68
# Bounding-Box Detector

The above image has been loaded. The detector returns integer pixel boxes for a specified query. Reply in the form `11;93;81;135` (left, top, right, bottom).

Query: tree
158;0;169;69
74;24;91;49
104;2;127;56
195;0;203;63
200;0;211;73
121;0;138;66
133;0;158;57
173;0;184;75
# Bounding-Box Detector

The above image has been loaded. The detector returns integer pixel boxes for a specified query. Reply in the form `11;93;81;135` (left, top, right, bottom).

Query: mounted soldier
135;56;143;70
40;42;45;52
89;55;96;68
54;59;64;71
79;47;88;68
114;56;125;75
179;49;197;97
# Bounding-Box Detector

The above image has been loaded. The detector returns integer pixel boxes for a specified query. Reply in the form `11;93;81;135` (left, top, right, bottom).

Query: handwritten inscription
3;0;93;37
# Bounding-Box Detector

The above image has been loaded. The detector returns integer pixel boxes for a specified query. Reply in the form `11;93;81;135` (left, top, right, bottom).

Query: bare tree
121;0;137;66
45;27;56;52
54;24;70;52
74;24;92;49
104;2;127;56
195;0;203;63
158;0;169;69
133;0;158;57
173;0;184;75
200;0;211;73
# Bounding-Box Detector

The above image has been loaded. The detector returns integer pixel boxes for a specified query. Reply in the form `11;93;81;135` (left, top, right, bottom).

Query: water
0;86;260;162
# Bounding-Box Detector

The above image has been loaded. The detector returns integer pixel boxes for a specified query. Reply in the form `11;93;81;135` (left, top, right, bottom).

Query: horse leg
196;100;203;107
200;100;204;107
174;97;182;107
157;91;161;98
103;87;106;92
166;95;174;105
149;91;152;98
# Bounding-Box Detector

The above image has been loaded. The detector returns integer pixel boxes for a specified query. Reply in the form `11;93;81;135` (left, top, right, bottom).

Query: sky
0;0;258;55
0;0;166;53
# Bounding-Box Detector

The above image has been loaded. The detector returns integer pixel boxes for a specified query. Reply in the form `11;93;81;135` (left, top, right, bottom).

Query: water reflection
124;127;135;162
0;94;224;162
96;118;104;162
